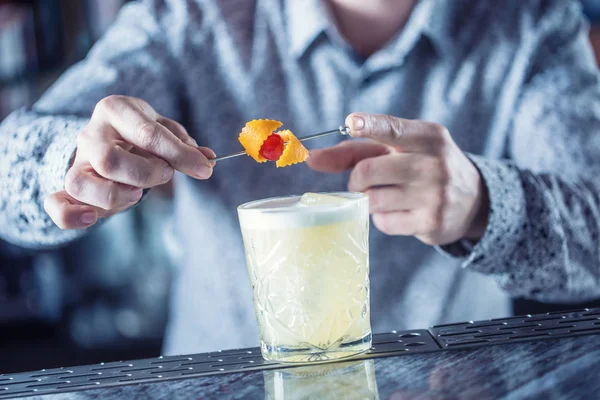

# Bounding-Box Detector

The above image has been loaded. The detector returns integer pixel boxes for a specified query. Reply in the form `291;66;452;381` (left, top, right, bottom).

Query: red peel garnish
259;133;285;161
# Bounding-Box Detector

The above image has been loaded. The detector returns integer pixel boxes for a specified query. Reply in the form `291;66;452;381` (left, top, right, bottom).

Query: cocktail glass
238;192;371;362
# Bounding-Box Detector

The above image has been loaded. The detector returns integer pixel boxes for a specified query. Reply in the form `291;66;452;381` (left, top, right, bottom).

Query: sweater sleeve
0;1;183;249
443;1;600;303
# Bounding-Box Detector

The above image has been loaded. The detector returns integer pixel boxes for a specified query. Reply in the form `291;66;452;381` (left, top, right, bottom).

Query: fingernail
80;212;96;225
352;115;365;131
129;188;143;202
194;164;212;179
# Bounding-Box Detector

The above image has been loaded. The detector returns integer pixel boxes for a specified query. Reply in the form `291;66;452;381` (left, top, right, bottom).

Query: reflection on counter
3;336;596;399
263;360;378;400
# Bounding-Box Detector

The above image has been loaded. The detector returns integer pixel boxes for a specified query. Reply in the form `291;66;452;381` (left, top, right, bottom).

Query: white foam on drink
238;192;366;229
299;193;349;206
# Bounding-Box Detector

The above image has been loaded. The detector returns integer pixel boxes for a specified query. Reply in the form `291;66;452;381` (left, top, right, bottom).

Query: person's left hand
307;113;489;246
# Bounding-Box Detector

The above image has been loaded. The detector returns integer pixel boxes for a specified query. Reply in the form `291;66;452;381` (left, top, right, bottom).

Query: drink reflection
263;359;378;399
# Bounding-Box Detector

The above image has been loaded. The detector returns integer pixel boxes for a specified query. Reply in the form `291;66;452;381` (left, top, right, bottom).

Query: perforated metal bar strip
429;308;600;348
1;308;599;399
0;330;436;399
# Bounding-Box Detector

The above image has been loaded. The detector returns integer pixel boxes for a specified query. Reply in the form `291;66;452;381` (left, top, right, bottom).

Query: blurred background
0;0;599;374
0;0;177;373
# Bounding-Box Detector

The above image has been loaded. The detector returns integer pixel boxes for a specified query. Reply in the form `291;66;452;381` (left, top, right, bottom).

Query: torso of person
160;0;525;354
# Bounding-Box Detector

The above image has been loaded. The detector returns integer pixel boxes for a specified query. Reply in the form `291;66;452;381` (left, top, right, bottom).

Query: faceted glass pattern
239;193;371;362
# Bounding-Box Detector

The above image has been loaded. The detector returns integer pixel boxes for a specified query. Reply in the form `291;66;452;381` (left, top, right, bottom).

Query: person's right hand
44;95;215;229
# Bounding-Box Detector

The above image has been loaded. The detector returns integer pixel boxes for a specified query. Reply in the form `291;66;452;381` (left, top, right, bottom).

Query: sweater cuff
38;116;88;197
438;155;526;274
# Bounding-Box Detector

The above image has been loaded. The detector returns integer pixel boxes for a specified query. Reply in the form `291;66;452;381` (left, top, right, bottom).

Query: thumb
345;112;448;153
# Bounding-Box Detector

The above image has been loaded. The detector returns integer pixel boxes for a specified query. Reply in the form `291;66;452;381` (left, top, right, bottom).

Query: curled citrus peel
238;119;309;167
275;130;309;168
238;119;282;163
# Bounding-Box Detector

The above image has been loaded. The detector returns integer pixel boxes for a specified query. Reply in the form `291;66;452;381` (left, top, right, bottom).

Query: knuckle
438;186;451;208
367;189;381;211
168;154;186;171
436;158;451;185
368;189;390;212
131;97;155;117
373;214;396;236
355;160;375;183
427;187;445;212
158;161;174;182
76;126;97;151
430;124;450;140
423;210;444;233
77;125;92;141
64;169;86;198
430;124;451;152
76;131;87;149
134;121;162;151
424;156;450;186
385;115;404;139
96;146;121;176
103;181;120;209
129;163;153;186
419;236;439;246
95;95;124;115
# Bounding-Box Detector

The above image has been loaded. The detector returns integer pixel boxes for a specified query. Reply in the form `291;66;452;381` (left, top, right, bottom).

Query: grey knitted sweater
1;0;600;354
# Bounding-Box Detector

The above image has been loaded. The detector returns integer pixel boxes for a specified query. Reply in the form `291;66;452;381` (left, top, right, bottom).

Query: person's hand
308;113;489;246
44;95;215;229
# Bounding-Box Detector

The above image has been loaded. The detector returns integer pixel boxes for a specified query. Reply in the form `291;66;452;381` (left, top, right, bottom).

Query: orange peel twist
238;119;309;167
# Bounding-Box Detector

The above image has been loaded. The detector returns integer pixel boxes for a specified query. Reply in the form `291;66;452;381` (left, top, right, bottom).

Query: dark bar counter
3;309;600;399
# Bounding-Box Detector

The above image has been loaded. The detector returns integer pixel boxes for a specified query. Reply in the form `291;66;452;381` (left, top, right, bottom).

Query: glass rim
237;192;367;213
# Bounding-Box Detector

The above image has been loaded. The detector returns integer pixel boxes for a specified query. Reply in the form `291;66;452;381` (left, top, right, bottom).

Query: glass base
260;333;372;363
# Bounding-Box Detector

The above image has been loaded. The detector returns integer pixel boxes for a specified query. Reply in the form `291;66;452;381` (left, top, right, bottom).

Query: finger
93;96;213;179
366;186;427;213
131;140;216;166
199;147;217;166
80;135;174;188
306;140;389;173
198;146;216;160
155;118;216;164
346;112;450;154
157;116;198;147
65;165;144;211
44;191;98;229
371;211;422;236
348;153;421;192
372;209;442;237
